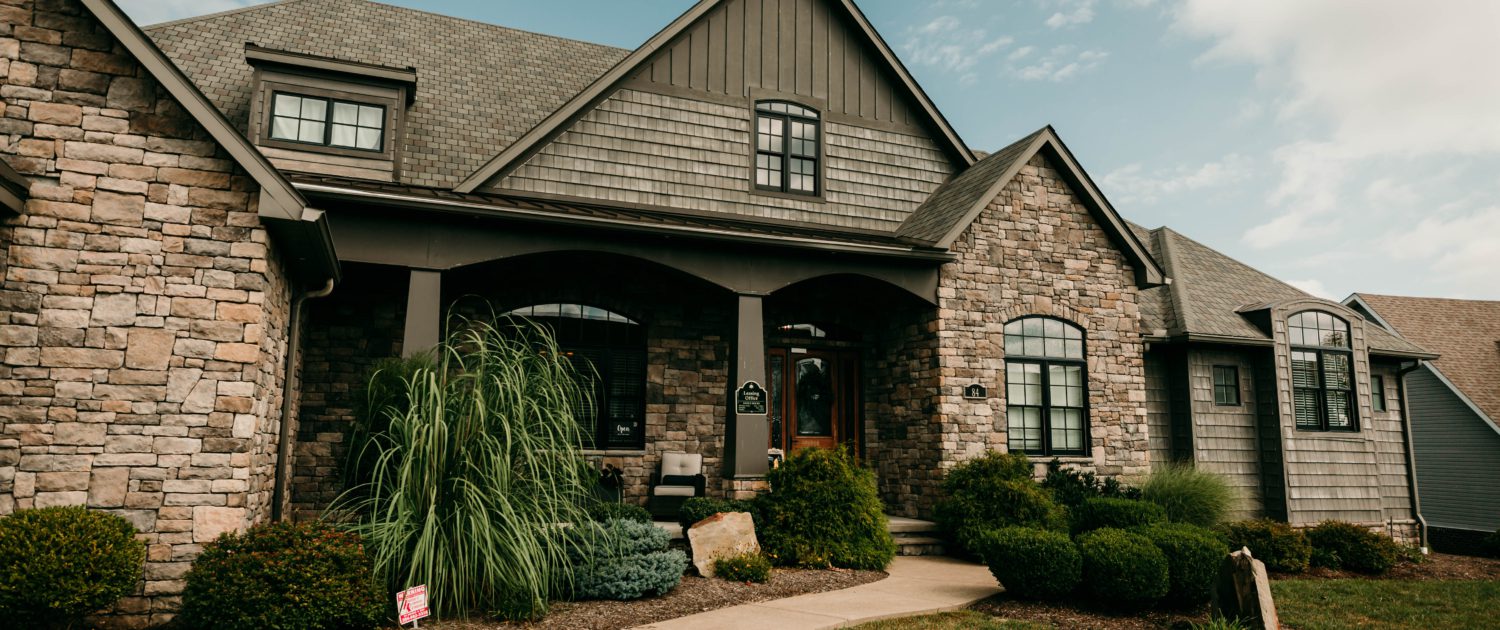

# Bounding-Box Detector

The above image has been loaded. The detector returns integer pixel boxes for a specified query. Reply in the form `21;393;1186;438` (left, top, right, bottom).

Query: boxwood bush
1306;520;1401;574
1076;528;1170;608
1218;519;1311;573
1071;497;1167;534
1140;464;1235;527
571;518;688;600
1137;523;1228;607
758;447;896;570
713;552;772;583
934;451;1067;555
0;506;145;627
179;521;383;630
976;527;1080;600
588;501;653;524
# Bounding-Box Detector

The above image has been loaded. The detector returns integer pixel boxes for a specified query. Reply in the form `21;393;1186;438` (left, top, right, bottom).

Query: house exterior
1345;294;1500;551
0;0;1433;623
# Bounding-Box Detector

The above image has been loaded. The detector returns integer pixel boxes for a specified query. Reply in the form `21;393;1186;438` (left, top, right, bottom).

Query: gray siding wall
1368;361;1414;522
1146;349;1172;466
1187;348;1264;520
494;88;953;230
1407;366;1500;532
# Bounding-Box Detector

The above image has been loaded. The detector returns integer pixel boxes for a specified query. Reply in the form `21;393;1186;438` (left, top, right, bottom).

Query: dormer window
269;93;385;151
754;101;820;196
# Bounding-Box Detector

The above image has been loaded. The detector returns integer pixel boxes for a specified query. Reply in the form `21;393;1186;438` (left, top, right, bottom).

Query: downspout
1396;360;1429;552
271;279;336;521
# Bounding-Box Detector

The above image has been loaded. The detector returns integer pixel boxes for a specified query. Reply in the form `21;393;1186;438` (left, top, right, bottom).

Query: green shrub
758;447;896;570
713;552;772;583
1042;459;1140;507
1305;521;1401;574
571;518;688;600
1137;523;1228;607
1076;528;1170;608
1140;464;1236;527
935;452;1067;555
588;501;653;524
0;506;145;628
179;521;383;630
1218;519;1311;573
679;496;760;530
976;527;1080;600
1071;497;1166;534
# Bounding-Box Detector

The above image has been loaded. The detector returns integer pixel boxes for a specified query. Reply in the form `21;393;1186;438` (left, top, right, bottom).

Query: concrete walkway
633;555;1000;630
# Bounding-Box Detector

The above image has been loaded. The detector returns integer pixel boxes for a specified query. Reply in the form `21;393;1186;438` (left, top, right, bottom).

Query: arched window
1003;316;1088;455
1288;310;1357;432
754;100;820;195
505;303;646;449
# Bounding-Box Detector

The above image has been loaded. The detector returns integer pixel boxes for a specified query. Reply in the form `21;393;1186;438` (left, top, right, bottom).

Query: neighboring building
1346;294;1500;551
0;0;1434;622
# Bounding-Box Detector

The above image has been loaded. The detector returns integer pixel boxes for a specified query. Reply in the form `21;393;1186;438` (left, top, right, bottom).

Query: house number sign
735;381;767;415
963;383;988;400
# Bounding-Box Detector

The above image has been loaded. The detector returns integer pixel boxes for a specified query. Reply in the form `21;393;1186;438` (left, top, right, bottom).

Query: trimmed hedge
1072;497;1167;534
758;447;896;570
1137;523;1228;607
588;501;653;524
180;521;383;630
713;552;772;583
1076;528;1170;608
1306;521;1401;574
572;518;688;600
0;506;145;627
1218;519;1311;573
977;527;1080;600
935;452;1067;556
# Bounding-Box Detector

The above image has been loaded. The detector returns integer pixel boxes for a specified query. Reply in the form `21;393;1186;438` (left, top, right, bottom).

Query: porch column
730;294;770;478
402;269;442;357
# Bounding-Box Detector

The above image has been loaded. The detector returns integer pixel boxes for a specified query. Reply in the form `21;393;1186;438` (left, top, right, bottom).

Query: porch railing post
730;294;770;478
402;269;442;358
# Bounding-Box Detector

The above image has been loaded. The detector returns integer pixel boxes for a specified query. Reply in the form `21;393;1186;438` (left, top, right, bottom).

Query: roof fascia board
82;0;306;223
1343;294;1400;334
1421;362;1500;436
244;43;418;87
453;0;977;193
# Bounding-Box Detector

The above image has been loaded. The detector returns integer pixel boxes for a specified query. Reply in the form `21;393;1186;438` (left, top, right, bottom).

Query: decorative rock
1212;547;1279;630
687;511;759;578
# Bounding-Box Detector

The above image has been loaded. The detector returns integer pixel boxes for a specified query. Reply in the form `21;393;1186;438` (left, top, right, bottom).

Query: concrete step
895;535;947;556
886;516;939;535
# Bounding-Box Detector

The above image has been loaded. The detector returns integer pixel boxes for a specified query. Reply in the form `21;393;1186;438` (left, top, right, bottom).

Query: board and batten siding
1367;362;1414;522
494;89;953;230
1186;348;1264;520
1407;366;1500;532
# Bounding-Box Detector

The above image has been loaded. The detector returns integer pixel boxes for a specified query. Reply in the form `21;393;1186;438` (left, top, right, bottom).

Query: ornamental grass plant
1140;463;1236;527
335;316;602;620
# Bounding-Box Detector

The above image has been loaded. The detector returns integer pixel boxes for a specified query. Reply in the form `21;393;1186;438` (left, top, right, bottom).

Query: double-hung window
1371;375;1387;413
1289;311;1357;432
1213;365;1241;406
754;101;819;195
1004;316;1088;455
269;92;385;151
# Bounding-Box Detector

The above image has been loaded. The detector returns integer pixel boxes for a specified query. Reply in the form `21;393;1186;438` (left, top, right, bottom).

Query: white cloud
1102;154;1251;205
1378;205;1500;296
117;0;264;25
1010;45;1108;82
1286;278;1333;299
901;16;1013;76
1045;1;1097;28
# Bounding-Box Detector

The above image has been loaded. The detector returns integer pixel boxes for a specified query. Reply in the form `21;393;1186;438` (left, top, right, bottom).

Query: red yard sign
397;584;430;625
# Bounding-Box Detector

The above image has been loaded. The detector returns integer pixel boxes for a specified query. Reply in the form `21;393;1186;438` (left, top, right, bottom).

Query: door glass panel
795;357;833;436
769;355;784;449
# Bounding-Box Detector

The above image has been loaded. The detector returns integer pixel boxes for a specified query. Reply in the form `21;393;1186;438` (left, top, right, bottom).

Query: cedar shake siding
1185;347;1264;521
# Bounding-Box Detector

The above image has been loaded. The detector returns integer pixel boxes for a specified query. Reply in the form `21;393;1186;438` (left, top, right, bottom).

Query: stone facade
0;1;291;624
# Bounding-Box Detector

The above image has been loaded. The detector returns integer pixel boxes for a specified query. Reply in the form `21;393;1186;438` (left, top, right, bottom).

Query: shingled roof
1351;294;1500;425
145;0;628;189
1128;224;1429;358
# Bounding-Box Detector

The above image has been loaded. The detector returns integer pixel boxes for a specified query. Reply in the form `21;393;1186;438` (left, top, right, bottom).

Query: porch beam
730;294;770;478
402;269;441;357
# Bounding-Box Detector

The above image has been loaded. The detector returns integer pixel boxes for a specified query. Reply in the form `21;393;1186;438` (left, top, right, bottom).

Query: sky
121;0;1500;300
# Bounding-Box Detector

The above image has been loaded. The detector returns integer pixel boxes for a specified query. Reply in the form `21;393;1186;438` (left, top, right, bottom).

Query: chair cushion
653;485;697;497
660;452;703;477
661;474;699;487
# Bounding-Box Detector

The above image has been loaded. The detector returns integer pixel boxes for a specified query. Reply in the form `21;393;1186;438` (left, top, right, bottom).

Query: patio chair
647;452;706;520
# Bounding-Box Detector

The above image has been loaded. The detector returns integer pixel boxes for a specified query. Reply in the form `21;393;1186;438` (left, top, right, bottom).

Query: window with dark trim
1004;316;1088;456
506;304;646;449
1213;365;1241;406
754;101;819;195
1371;375;1387;412
1289;310;1357;432
269;92;385;151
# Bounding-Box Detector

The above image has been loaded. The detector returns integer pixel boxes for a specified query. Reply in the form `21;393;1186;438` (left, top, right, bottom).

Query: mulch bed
430;566;886;630
1291;552;1500;581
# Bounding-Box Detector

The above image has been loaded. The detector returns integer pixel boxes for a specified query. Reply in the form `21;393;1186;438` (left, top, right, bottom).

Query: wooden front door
767;347;859;455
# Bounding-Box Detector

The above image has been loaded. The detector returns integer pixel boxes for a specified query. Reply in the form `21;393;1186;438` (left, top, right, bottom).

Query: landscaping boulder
688;512;759;577
1212;547;1279;630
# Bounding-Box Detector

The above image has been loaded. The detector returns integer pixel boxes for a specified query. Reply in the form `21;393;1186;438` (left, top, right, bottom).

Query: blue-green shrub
1072;497;1167;534
977;527;1080;600
571;519;687;600
1077;528;1170;608
1137;523;1228;606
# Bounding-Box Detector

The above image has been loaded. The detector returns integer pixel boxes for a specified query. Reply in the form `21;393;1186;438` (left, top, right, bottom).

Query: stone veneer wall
864;304;940;518
935;153;1148;483
0;1;292;624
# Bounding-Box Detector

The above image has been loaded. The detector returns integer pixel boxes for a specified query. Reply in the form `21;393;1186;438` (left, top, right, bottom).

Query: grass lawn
851;611;1050;629
1272;579;1500;630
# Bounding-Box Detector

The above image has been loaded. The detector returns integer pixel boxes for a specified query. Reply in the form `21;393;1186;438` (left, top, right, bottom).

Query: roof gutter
1396;360;1429;551
294;181;957;263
